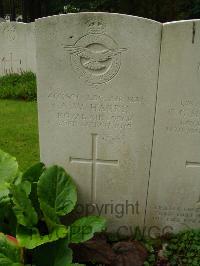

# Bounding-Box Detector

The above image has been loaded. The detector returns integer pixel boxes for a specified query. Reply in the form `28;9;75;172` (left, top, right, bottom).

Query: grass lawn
0;99;39;171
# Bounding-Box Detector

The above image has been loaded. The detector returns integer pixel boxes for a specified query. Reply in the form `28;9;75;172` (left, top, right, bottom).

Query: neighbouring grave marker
36;13;162;233
145;20;200;234
26;22;37;74
0;17;6;23
0;22;36;76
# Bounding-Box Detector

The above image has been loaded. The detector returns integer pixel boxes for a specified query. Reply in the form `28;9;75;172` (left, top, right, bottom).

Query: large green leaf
0;206;17;237
0;183;10;206
19;181;31;196
69;216;107;243
22;163;45;219
0;149;18;184
54;241;72;266
0;183;12;219
16;224;68;249
11;184;38;227
0;150;21;214
0;233;23;266
22;163;45;183
37;166;77;223
32;239;72;266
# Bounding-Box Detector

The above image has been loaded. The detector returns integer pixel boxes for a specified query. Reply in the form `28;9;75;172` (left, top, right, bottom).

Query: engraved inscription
152;205;200;226
48;89;144;130
166;99;200;134
70;134;119;203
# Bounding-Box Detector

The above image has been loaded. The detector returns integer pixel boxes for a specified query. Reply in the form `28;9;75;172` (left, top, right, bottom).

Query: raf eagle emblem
65;45;127;71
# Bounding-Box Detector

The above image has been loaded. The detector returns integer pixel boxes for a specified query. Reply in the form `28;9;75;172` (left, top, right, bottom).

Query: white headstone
145;20;200;235
36;13;162;233
0;22;36;76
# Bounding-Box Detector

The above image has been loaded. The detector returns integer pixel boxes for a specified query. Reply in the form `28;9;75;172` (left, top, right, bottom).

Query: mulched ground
71;234;170;266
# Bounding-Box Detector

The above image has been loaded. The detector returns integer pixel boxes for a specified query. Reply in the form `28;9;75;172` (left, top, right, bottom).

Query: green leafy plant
144;229;200;265
143;243;156;265
0;233;23;265
0;72;37;101
164;229;200;266
0;149;106;265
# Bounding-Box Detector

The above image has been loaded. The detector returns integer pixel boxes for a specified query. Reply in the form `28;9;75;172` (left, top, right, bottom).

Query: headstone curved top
36;12;162;233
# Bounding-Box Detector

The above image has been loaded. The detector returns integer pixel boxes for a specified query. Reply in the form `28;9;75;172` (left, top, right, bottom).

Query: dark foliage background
0;0;200;22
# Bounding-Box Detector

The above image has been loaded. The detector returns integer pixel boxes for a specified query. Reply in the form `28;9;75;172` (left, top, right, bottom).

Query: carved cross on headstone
186;161;200;168
186;160;200;204
70;133;119;203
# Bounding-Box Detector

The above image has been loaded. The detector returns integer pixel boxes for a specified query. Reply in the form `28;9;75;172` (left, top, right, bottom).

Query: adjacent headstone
0;22;27;75
26;22;36;73
145;20;200;234
0;17;6;23
16;15;23;22
0;22;36;76
36;13;162;233
5;15;10;22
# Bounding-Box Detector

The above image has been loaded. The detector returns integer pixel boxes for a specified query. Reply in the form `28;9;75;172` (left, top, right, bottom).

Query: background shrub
0;72;37;101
